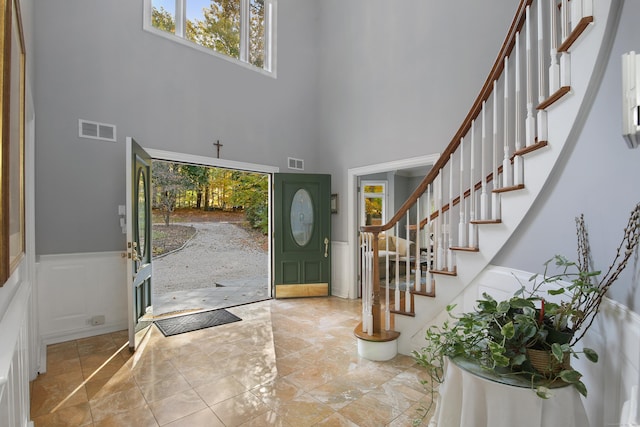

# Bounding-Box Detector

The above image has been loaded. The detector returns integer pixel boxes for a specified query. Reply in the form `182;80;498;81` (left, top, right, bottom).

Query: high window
144;0;275;74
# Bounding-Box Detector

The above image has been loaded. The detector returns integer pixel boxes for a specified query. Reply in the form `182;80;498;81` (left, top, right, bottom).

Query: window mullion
264;0;273;72
175;0;185;38
240;0;249;62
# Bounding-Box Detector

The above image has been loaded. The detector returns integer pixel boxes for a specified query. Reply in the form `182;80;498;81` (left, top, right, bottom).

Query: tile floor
30;297;433;427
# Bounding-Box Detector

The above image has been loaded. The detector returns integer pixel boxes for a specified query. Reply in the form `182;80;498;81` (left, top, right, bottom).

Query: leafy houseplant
414;203;640;408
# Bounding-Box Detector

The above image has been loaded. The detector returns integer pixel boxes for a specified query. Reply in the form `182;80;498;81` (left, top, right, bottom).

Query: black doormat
154;309;242;337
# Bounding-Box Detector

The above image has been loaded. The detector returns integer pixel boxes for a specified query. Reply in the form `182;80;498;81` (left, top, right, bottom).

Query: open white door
126;137;153;350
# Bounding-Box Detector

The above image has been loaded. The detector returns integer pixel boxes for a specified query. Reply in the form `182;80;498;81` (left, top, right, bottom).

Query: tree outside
151;0;266;68
151;161;268;232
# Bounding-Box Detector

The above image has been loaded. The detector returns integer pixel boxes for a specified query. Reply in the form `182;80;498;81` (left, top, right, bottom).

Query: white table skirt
430;358;590;427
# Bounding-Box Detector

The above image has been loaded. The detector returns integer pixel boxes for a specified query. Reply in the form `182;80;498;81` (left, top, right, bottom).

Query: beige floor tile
282;364;336;392
84;369;138;401
338;394;404;426
31;372;88;418
238;410;292;427
211;390;270;426
164;408;225;427
89;386;148;422
250;377;303;408
45;357;83;378
138;371;192;403
194;374;248;406
80;349;128;381
77;335;118;357
32;298;429;427
92;404;159;427
31;401;92;427
308;380;366;410
147;388;207;426
272;393;335;426
314;412;360;427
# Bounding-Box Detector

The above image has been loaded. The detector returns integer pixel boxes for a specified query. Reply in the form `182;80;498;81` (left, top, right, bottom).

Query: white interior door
126;137;153;350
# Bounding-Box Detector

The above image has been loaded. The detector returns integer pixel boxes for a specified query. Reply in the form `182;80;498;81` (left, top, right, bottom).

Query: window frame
360;181;387;228
142;0;277;77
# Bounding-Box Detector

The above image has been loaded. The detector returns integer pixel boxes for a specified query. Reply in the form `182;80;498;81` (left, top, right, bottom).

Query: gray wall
494;1;640;313
34;0;322;254
33;0;529;254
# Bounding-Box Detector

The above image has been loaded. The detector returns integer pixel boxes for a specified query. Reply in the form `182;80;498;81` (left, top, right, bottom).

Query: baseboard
41;321;128;347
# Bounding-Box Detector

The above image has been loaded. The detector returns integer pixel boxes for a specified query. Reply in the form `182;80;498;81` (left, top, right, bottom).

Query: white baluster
394;224;400;310
525;6;536;148
549;0;560;94
366;233;373;335
458;137;467;246
480;103;489;220
360;233;366;332
537;0;549;143
436;172;444;271
425;184;434;294
469;121;478;248
503;56;513;188
560;0;571;87
415;196;421;293
571;0;582;31
583;0;592;18
384;229;390;330
514;32;524;186
405;211;411;313
447;157;454;271
492;81;502;220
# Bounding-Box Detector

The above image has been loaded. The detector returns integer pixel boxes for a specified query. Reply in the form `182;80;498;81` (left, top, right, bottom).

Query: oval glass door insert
290;189;314;246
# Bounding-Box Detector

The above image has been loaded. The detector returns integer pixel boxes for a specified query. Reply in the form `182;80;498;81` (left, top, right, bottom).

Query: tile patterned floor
30;298;433;426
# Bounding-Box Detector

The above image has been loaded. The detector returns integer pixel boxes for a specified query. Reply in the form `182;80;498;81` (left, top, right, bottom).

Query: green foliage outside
152;0;266;68
151;161;268;234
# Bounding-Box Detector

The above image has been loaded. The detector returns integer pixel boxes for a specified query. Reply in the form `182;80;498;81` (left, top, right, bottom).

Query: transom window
144;0;276;75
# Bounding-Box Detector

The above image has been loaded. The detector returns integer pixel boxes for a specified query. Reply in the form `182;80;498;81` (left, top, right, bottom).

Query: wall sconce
622;51;640;149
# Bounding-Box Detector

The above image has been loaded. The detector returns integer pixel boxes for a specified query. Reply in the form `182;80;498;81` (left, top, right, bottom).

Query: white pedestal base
356;337;398;361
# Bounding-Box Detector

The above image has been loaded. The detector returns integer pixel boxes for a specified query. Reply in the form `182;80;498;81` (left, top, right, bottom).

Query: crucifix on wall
213;140;223;158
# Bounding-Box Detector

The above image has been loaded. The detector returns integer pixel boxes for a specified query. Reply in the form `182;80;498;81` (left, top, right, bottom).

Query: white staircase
356;0;622;358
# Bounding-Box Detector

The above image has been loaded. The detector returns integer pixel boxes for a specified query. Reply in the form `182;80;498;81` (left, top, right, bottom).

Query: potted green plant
413;203;640;419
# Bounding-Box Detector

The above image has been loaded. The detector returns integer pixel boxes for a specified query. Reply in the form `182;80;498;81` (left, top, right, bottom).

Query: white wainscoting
456;266;640;427
331;241;351;299
36;252;128;361
0;276;33;427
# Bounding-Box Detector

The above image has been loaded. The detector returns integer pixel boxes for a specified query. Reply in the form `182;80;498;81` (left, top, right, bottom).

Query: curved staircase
356;0;622;359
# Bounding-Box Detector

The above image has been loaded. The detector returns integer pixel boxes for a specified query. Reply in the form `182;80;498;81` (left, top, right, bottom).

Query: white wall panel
36;252;127;346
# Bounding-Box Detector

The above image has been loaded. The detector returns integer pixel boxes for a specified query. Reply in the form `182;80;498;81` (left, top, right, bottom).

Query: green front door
126;137;153;350
273;174;331;298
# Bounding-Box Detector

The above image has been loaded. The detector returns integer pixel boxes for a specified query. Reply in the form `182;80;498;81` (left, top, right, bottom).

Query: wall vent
288;157;304;170
78;119;117;142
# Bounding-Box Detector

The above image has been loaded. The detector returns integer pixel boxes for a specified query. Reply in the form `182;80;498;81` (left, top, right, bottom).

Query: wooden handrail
361;0;533;235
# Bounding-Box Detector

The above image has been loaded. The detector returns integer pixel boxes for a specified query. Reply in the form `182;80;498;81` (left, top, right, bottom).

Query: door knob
324;238;329;258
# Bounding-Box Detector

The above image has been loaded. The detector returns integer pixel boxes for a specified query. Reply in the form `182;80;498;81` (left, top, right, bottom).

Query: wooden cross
213;140;223;158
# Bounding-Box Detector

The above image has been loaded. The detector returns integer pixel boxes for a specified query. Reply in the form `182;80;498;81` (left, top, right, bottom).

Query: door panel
273;173;331;298
126;137;153;350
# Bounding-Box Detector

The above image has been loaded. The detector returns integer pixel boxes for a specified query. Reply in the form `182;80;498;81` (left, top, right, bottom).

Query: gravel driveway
152;222;269;315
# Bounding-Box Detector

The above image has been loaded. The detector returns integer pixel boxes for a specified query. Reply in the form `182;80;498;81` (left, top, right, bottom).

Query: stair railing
357;0;595;339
